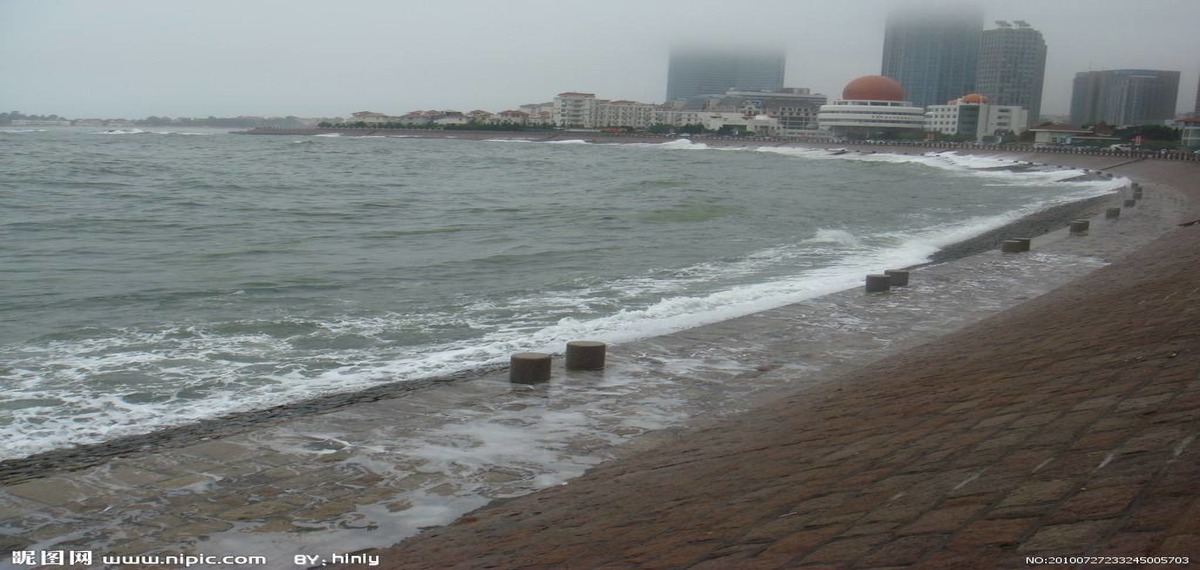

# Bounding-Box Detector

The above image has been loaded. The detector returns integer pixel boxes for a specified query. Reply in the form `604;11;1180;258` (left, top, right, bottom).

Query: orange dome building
950;93;990;105
842;75;907;102
818;76;925;138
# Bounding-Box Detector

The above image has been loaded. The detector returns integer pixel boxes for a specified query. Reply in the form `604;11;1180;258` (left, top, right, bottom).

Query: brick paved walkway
365;160;1200;569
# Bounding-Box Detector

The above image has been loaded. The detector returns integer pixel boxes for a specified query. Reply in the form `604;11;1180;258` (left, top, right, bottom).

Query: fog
2;0;1197;119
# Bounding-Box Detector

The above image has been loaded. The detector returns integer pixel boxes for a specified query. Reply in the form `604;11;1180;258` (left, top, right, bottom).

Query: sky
3;0;1198;120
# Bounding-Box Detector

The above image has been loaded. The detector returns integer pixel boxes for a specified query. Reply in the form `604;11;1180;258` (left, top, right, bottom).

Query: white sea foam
545;138;590;144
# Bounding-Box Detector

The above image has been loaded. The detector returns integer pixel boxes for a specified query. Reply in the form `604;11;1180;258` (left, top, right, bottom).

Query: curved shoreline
2;150;1194;565
0;149;1135;483
361;151;1200;567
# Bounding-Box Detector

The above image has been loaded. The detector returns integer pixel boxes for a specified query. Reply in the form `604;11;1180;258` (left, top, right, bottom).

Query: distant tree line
317;120;547;131
1;111;67;124
1;111;339;129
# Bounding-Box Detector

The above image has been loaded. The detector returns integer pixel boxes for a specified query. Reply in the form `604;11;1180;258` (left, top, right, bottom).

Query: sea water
0;128;1122;460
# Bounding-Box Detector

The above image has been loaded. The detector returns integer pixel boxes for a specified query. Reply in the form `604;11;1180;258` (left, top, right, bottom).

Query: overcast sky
3;0;1198;120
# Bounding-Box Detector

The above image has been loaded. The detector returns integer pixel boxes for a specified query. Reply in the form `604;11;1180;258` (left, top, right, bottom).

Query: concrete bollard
1124;199;1137;208
1133;189;1144;199
884;269;909;287
1001;238;1031;253
1106;207;1121;219
510;352;552;384
865;274;891;293
1069;220;1090;235
565;340;606;371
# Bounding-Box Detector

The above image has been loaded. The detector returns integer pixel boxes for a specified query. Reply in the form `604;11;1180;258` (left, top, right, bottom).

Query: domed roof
842;75;905;101
960;93;989;104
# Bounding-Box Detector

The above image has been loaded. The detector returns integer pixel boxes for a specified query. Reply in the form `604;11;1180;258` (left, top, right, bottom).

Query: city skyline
3;0;1199;120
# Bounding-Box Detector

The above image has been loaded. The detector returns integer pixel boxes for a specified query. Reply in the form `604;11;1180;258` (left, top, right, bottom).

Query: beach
0;143;1195;568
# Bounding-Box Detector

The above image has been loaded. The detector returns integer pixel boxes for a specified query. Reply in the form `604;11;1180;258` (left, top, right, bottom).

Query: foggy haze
2;0;1198;119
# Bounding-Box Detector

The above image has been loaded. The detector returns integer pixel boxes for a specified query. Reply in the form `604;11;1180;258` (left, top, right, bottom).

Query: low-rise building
491;110;530;126
349;111;395;125
721;88;827;134
818;76;926;138
520;103;555;126
1027;123;1093;147
596;100;657;129
1179;117;1200;151
925;94;1028;142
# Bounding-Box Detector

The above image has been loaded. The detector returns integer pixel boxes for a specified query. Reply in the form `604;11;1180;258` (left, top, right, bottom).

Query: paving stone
1020;519;1118;552
997;480;1077;507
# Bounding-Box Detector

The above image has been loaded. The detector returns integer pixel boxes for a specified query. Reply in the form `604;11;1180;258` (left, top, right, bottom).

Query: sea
0;127;1124;461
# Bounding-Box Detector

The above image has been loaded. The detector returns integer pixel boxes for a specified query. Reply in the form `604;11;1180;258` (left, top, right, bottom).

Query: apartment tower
1070;70;1180;126
881;4;984;109
975;20;1046;127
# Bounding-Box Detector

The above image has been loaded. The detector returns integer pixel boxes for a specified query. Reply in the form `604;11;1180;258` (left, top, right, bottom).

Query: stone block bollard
1069;220;1090;235
1001;239;1025;253
510;352;552;384
565;340;606;371
1124;199;1137;208
1133;188;1144;199
1106;207;1121;219
865;274;891;293
884;269;909;287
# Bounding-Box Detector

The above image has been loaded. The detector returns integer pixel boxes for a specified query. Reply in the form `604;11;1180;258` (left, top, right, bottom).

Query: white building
722;88;827;134
553;92;598;128
490;110;530;126
925;94;1028;142
596;100;657;129
817;76;926;138
349;111;397;125
1180;117;1200;151
1027;124;1092;147
520;103;555;126
653;108;705;129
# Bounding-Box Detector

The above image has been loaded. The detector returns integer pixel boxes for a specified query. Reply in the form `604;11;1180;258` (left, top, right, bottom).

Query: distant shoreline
235;126;1200;164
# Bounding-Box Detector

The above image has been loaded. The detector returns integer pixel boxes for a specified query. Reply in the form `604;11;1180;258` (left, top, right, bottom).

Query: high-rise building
975;20;1046;127
1194;73;1199;114
881;4;984;109
1070;70;1180;126
666;44;785;102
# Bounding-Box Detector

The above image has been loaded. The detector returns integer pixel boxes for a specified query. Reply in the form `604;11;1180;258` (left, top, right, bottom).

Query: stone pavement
362;160;1200;569
1;157;1195;570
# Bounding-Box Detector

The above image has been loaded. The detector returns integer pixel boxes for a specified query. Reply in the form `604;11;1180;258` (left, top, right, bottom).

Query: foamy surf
0;130;1130;460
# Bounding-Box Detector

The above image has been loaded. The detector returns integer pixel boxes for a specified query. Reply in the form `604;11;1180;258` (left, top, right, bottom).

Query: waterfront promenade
365;156;1200;569
1;150;1196;569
